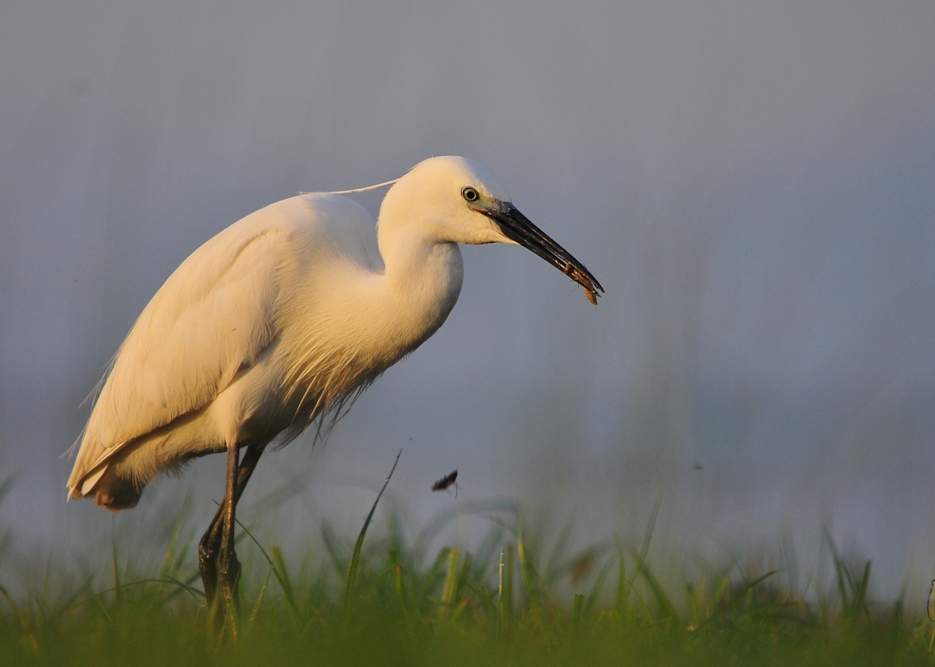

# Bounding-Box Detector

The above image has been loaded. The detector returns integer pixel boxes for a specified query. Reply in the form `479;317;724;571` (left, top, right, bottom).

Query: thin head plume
303;177;399;196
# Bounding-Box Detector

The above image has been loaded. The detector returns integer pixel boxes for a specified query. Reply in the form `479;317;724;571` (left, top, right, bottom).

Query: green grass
1;470;933;666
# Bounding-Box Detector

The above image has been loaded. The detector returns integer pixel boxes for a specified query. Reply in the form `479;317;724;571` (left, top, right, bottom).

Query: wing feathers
67;194;378;498
67;211;294;495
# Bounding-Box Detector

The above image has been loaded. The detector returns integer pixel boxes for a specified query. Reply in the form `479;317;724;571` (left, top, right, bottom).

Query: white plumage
66;155;602;609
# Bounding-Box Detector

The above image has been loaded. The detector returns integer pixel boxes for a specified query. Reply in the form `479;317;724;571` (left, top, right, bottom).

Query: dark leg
199;445;264;610
217;442;240;613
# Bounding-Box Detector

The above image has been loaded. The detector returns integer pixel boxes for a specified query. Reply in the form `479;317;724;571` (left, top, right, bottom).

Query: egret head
380;156;604;303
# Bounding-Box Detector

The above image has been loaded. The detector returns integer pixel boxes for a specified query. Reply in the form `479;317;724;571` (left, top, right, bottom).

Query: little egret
67;156;603;611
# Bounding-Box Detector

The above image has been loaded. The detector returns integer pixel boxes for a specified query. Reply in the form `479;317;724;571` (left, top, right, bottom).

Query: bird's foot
217;549;241;638
198;541;219;610
199;540;241;639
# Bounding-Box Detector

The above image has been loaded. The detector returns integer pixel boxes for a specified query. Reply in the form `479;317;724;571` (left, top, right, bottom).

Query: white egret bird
67;156;603;610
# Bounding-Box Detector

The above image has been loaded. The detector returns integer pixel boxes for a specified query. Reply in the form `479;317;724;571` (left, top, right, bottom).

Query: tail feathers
72;463;143;512
79;464;108;497
95;476;142;512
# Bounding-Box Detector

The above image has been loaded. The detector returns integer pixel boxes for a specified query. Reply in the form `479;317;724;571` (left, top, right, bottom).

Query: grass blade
111;524;121;607
439;548;460;617
517;531;541;611
344;449;401;607
270;545;299;619
571;593;586;633
498;545;514;633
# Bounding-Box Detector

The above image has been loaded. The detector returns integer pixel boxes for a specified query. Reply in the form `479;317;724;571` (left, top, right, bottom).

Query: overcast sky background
1;0;934;599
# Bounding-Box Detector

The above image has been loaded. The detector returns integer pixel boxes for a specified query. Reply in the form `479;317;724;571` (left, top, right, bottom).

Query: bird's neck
372;225;464;358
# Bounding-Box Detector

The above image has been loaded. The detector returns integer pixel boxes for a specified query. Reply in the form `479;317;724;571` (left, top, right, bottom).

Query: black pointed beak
483;202;604;305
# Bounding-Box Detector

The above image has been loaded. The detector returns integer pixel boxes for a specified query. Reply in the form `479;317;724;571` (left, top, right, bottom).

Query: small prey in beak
480;201;604;305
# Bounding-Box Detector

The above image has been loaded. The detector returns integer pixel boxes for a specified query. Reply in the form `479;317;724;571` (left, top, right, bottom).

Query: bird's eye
462;187;479;202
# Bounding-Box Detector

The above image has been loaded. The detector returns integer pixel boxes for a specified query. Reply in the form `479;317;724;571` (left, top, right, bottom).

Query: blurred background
1;0;933;599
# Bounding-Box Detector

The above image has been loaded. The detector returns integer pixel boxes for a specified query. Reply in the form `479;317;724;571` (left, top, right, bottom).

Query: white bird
66;156;602;611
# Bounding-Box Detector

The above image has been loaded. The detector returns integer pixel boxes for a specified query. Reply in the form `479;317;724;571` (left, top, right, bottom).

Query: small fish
432;470;458;493
561;260;599;305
